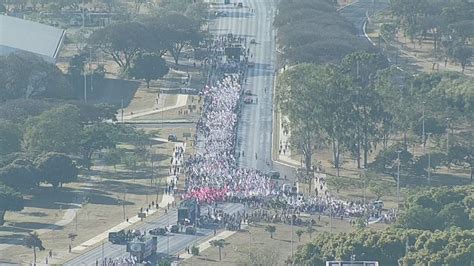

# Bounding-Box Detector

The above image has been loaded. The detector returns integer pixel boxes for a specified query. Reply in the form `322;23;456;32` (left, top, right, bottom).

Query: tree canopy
24;104;82;154
0;184;24;225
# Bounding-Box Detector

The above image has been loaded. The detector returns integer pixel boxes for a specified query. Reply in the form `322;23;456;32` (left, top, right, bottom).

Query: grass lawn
0;140;176;264
182;215;386;266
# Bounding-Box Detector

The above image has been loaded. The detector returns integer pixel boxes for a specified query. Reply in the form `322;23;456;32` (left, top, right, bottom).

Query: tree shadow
7;222;63;231
24;187;79;209
21;212;48;217
0;233;26;245
88;78;141;107
0;226;31;233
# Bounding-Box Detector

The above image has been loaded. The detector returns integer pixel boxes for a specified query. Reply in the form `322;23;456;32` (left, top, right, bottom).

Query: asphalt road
338;0;389;41
210;0;296;181
68;2;294;264
65;203;244;265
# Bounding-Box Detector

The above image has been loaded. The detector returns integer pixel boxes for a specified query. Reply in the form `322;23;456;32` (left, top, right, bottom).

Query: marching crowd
182;33;397;224
183;73;274;204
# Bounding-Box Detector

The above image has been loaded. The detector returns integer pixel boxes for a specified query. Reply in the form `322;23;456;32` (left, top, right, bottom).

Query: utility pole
83;65;87;103
82;0;85;29
427;133;432;186
396;150;402;209
121;98;124;122
89;46;94;92
422;101;426;154
290;209;294;261
446;117;450;155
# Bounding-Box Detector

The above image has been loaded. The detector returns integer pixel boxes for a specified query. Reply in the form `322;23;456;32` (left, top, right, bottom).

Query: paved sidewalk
49;142;186;264
275;114;328;195
122;94;188;121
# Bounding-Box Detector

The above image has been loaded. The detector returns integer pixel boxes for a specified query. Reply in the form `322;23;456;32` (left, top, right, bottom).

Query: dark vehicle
169;225;179;233
148;227;166;236
267;170;280;179
244;97;253;104
185;226;197;235
108;230;128;244
168;134;178;142
237;2;243;7
178;199;200;226
127;236;157;262
250;38;256;44
244;89;252;95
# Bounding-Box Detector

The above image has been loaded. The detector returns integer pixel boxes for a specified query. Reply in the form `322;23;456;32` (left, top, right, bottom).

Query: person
68;245;72;253
49;250;52;258
255;153;257;160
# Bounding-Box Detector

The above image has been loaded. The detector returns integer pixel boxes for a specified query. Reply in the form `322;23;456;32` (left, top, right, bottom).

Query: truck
178;199;200;226
126;236;157;262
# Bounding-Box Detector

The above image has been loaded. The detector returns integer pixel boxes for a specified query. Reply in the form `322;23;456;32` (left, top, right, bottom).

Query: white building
0;15;65;63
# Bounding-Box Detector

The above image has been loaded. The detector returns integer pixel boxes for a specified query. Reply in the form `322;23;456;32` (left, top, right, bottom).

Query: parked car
168;134;178;142
244;89;252;95
250;38;256;44
237;2;243;7
266;170;280;179
244;97;253;104
148;227;167;236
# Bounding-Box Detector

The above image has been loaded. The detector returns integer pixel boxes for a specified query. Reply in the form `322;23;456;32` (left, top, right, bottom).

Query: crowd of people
181;33;397;224
183;73;274;203
98;256;140;266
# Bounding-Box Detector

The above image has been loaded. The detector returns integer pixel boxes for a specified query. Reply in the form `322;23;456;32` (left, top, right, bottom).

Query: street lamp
422;101;426;154
396;150;402;209
446;117;450;155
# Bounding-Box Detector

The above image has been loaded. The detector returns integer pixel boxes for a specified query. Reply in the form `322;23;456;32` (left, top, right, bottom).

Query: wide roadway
65;203;244;265
211;0;296;180
67;1;292;263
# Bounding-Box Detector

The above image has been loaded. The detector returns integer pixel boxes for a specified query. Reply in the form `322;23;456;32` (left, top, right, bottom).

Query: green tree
327;176;347;193
265;225;276;239
103;148;124;172
369;184;387;201
123;153;139;174
79;123;116;169
24;104;82;154
306;224;316;239
296;229;304;242
0;159;38;190
0;184;24;225
89;22;147;70
449;44;472;73
209;239;228;261
0;53;73;101
129;53;169;88
24;232;45;265
157;12;202;65
35;152;78;189
276;64;325;176
0;121;21;156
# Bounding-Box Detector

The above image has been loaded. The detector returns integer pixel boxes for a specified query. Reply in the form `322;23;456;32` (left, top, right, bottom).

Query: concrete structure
0;14;65;62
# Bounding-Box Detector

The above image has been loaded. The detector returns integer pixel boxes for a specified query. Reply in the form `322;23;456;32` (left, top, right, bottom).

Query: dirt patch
0;140;176;264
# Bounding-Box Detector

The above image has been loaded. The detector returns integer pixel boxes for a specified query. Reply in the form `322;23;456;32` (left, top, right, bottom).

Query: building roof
0;15;65;61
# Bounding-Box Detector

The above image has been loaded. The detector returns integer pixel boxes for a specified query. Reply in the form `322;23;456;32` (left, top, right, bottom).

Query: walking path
49;142;186;264
121;94;188;121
